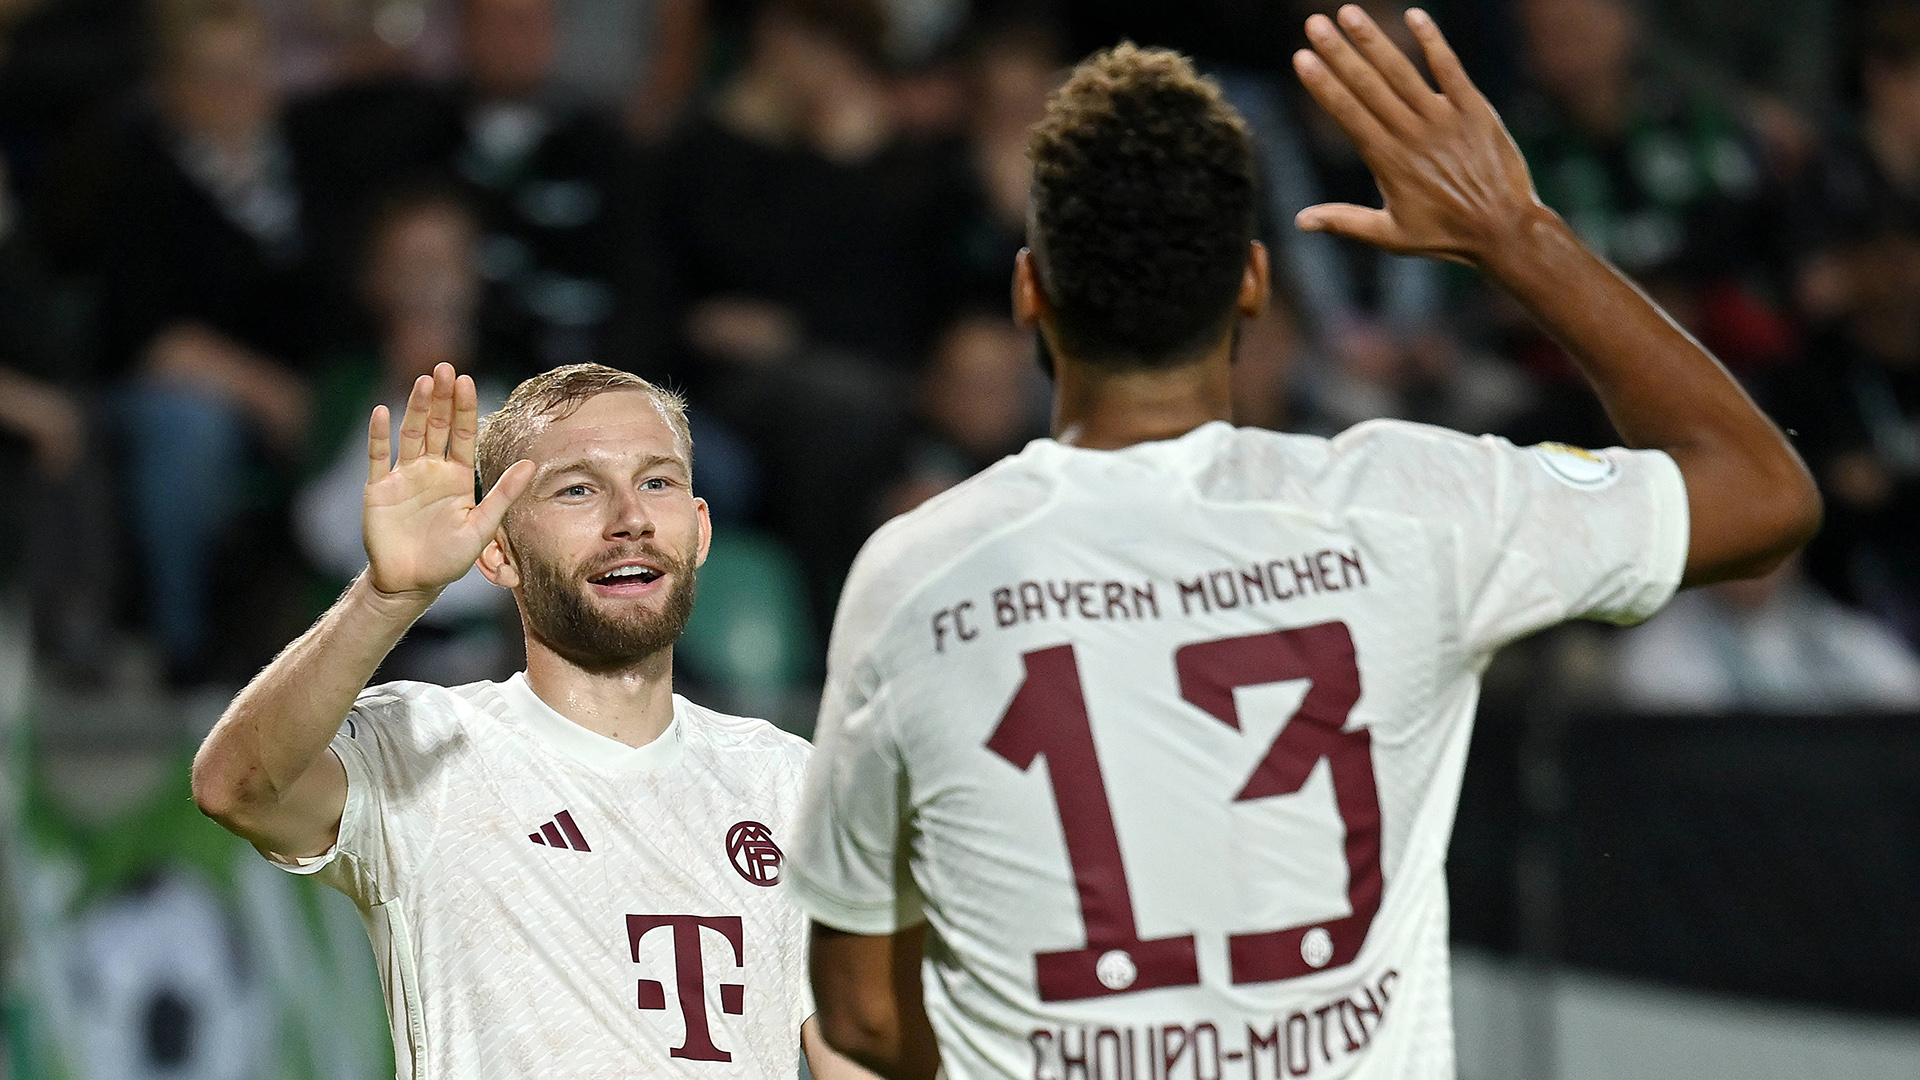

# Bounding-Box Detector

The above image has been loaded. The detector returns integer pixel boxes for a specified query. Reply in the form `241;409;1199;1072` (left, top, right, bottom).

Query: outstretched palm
363;363;535;599
1291;5;1541;267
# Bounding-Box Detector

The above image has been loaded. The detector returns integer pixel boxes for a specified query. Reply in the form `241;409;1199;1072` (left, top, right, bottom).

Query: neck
522;634;677;749
1050;332;1235;450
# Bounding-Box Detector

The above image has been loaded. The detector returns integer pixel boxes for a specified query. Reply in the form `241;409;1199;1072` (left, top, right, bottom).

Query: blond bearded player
193;363;873;1079
791;8;1822;1080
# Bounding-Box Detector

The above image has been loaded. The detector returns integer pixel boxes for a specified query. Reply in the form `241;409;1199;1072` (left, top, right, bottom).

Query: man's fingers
367;405;392;484
1336;4;1444;122
1297;203;1403;250
473;458;536;535
424;362;455;458
1407;9;1488;118
1294;49;1397;165
1305;12;1423;138
450;373;480;469
397;374;433;463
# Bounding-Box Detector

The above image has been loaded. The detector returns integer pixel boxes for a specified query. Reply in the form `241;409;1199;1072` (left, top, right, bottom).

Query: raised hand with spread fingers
192;364;535;861
1291;5;1538;265
363;362;536;601
1292;4;1819;585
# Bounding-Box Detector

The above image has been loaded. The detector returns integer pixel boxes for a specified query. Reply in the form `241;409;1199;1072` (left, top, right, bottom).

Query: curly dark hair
1027;43;1258;368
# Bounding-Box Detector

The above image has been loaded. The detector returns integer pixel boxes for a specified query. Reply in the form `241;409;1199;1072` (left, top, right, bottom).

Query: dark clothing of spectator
1509;74;1780;288
657;115;968;376
652;114;971;644
1051;0;1295;79
47;103;330;684
0;0;145;201
290;80;650;379
1765;334;1920;648
0;221;118;682
89;108;326;377
1498;72;1796;448
1791;118;1920;250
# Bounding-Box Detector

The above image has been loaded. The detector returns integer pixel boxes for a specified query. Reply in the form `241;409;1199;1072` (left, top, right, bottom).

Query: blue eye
560;484;590;497
642;477;669;491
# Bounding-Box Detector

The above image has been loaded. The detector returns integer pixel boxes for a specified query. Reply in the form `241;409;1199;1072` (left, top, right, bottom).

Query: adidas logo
528;810;592;852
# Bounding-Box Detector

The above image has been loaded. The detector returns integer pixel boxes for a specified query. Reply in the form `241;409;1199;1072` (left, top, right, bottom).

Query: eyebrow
537;454;687;484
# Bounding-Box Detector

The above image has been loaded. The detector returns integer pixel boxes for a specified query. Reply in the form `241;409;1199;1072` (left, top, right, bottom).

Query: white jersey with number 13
789;419;1688;1080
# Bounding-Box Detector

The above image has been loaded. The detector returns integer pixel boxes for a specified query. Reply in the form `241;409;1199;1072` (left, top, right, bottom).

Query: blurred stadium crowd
4;0;1920;712
1;0;1919;1077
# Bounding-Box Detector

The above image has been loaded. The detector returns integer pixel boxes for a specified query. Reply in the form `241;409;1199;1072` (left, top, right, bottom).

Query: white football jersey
270;675;816;1079
789;419;1688;1080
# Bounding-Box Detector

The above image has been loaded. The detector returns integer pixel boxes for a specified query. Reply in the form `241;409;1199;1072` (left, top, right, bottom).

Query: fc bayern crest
726;821;783;886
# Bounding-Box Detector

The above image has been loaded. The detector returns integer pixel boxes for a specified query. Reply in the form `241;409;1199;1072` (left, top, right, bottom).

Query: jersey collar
500;672;686;774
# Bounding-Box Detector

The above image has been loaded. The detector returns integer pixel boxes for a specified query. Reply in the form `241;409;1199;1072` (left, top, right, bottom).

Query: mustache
576;543;694;579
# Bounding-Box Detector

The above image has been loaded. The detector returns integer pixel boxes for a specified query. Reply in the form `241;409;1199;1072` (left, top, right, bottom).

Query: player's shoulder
351;678;491;723
1315;417;1519;497
840;450;1056;610
673;695;812;768
1183;418;1494;501
1328;416;1513;459
336;679;507;763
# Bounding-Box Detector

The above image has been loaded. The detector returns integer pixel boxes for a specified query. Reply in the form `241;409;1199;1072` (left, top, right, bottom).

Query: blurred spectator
1769;5;1920;649
0;0;145;201
260;0;459;90
1245;2;1520;437
294;185;515;683
1612;555;1920;714
1792;2;1920;322
289;0;651;379
656;0;970;635
444;0;651;375
1501;0;1795;446
1767;222;1920;648
883;311;1044;514
550;0;709;141
948;19;1059;311
661;0;964;375
0;156;116;681
78;0;325;685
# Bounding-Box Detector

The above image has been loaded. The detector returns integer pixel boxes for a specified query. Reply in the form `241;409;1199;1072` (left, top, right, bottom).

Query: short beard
515;544;698;674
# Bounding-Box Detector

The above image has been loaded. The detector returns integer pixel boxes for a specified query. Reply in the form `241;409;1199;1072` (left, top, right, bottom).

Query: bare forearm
1482;207;1739;448
811;924;940;1080
1288;6;1817;581
193;574;429;815
1480;206;1820;579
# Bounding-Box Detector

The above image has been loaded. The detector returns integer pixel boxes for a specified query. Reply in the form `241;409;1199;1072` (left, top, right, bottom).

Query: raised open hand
363;363;535;600
1293;5;1541;266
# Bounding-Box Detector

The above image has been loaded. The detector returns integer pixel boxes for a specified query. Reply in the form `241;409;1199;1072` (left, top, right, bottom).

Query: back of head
1026;43;1256;369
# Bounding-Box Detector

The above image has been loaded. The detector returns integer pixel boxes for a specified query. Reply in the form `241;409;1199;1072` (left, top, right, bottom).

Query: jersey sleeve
787;670;926;935
1340;421;1690;656
261;682;459;907
787;530;928;936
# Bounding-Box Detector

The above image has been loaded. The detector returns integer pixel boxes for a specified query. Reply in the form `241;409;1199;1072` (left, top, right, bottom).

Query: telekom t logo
627;915;745;1061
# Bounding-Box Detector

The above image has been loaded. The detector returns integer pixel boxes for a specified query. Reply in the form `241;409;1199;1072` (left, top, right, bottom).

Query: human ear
477;528;521;588
1239;241;1271;319
693;498;712;568
1013;248;1050;329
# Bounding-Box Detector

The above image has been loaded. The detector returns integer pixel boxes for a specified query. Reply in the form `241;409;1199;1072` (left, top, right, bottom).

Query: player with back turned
788;8;1821;1080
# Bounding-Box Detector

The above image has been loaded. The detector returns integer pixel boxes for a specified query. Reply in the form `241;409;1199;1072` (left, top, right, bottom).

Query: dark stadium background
2;0;1917;1075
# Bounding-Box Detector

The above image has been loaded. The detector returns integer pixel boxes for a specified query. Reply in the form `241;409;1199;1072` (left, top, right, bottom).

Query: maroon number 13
985;621;1382;1001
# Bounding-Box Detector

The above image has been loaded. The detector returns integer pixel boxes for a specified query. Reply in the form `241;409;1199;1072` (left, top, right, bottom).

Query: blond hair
475;364;692;492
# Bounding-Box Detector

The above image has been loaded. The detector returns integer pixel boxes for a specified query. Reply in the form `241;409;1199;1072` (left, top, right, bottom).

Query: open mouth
589;563;665;591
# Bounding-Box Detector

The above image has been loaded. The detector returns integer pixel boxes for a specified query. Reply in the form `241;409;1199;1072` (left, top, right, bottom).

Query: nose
605;485;654;541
